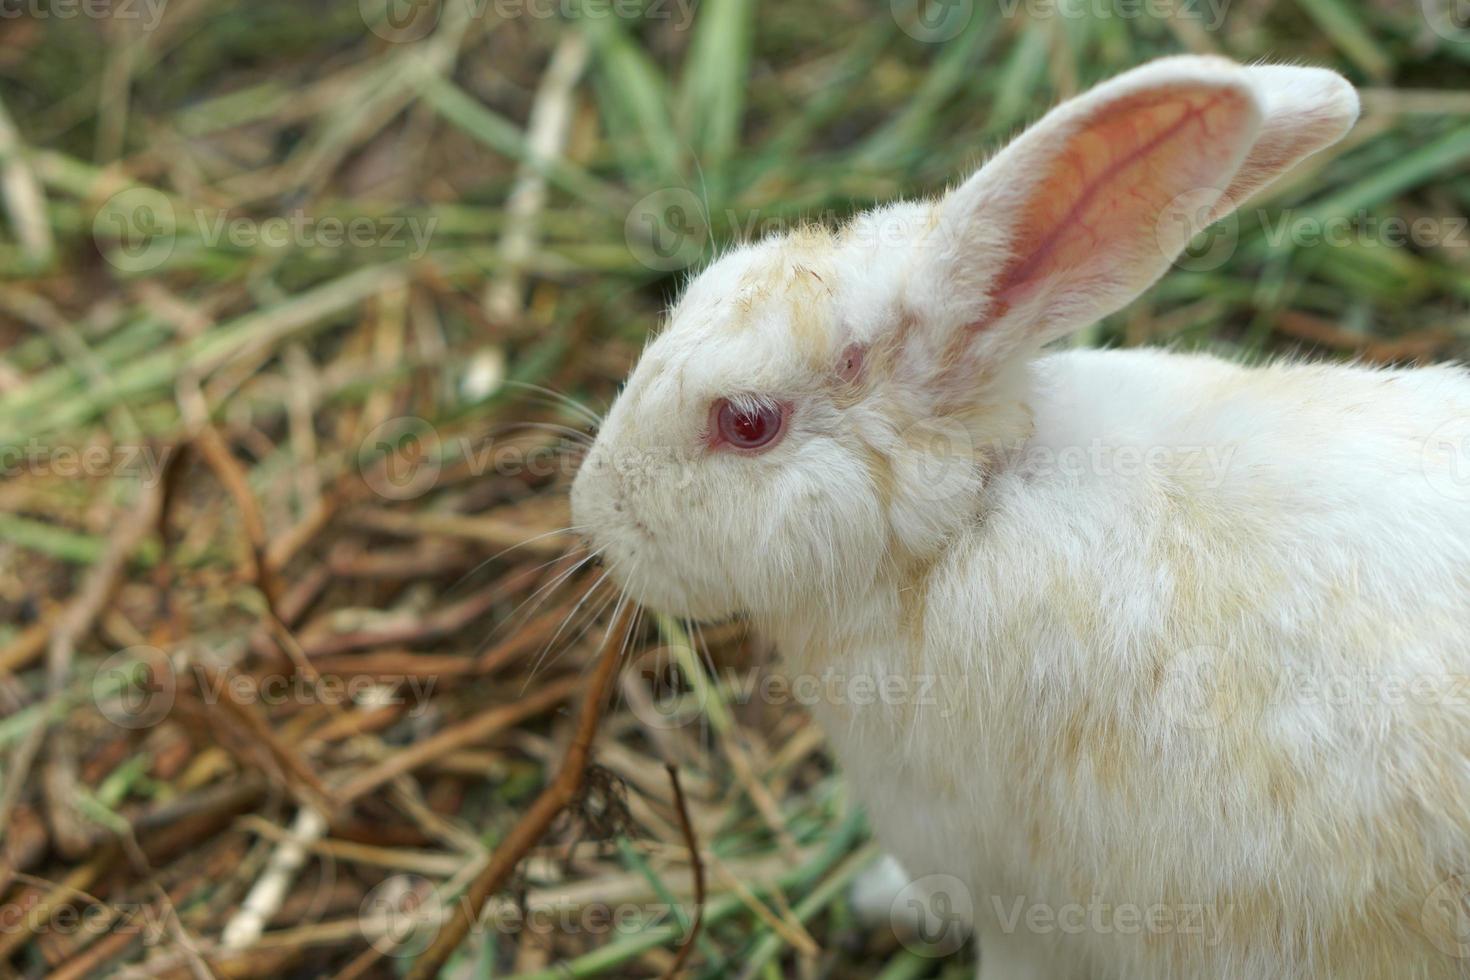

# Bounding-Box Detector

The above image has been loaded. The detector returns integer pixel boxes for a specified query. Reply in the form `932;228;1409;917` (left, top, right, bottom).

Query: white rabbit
572;55;1470;979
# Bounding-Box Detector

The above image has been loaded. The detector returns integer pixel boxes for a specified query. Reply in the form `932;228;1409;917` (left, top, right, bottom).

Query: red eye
713;399;786;451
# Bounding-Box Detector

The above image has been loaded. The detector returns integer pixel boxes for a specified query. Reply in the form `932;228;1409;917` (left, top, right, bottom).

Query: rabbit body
572;56;1470;979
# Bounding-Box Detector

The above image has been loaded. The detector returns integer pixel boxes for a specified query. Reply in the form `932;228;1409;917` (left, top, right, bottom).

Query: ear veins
969;88;1247;338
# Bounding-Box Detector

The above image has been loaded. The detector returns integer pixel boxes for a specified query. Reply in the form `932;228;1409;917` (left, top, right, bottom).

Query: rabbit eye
713;399;786;451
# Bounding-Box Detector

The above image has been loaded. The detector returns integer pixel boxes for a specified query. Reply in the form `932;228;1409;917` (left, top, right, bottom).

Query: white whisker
521;574;617;690
449;527;590;596
505;380;605;429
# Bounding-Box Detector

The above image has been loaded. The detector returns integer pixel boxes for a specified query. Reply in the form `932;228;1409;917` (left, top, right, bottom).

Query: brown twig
265;493;337;571
193;422;284;615
0;615;55;676
660;762;705;980
402;601;638;980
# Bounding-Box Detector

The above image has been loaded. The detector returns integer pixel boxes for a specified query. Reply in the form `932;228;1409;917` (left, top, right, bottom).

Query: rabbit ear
1214;64;1359;218
900;57;1346;398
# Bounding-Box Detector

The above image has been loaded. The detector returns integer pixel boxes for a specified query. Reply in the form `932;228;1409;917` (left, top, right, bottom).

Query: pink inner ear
977;86;1254;332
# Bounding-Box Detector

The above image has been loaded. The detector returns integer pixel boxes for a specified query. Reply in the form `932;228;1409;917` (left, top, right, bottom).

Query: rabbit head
572;56;1358;623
